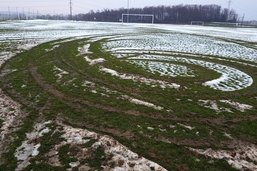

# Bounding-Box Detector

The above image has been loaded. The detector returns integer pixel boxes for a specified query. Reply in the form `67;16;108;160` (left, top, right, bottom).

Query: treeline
77;5;237;23
38;4;239;24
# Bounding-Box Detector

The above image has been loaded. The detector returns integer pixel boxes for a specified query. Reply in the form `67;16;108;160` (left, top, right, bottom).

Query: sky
0;0;256;20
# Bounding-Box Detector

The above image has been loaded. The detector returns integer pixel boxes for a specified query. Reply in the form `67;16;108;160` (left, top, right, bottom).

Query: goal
122;14;154;24
191;21;204;26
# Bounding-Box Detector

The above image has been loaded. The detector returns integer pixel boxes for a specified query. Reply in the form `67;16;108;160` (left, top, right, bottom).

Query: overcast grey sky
0;0;256;20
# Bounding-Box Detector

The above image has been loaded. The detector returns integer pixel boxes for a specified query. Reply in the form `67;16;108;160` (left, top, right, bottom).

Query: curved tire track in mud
29;63;257;127
1;33;257;171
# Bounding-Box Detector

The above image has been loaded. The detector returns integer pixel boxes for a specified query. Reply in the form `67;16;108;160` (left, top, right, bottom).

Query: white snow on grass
55;121;167;171
198;100;232;113
53;66;69;81
122;95;163;110
129;60;195;77
99;67;180;89
95;136;167;170
0;52;16;67
82;80;96;87
2;20;257;42
189;142;257;171
178;123;195;130
69;161;80;168
15;121;52;171
199;100;253;113
129;55;253;91
220;100;253;112
78;44;92;55
82;80;164;110
0;20;140;70
223;132;233;139
112;50;257;69
150;24;257;42
84;56;106;65
17;43;38;51
1;20;256;92
1;21;257;67
82;80;118;97
0;89;23;142
105;33;257;63
45;45;60;52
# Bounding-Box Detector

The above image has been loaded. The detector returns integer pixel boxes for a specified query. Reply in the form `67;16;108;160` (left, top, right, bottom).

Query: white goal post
122;13;155;24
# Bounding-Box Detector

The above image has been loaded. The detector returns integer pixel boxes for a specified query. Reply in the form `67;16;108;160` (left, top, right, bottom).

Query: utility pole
27;8;31;20
16;7;20;20
23;8;25;20
8;7;11;20
69;0;73;20
176;12;179;24
228;0;232;11
127;0;130;23
227;0;232;21
241;14;245;26
32;10;35;20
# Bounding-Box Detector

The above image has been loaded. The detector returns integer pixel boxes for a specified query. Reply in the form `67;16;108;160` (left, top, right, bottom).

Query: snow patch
78;44;92;55
0;52;16;67
45;45;60;52
15;121;52;171
84;56;106;65
129;60;195;77
130;55;253;91
0;89;23;141
105;33;257;62
199;100;253;113
189;142;257;171
82;80;118;97
178;123;195;130
53;66;69;81
122;95;163;110
147;127;155;131
92;135;167;171
100;67;180;89
69;161;80;168
57;122;167;171
17;43;38;51
220;100;253;112
82;80;96;87
198;100;232;113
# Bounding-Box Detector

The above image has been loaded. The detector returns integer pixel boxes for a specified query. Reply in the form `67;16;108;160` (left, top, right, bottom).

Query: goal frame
122;13;154;24
191;21;205;26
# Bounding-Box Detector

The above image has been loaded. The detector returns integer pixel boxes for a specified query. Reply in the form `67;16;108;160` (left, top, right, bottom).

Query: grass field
0;20;257;171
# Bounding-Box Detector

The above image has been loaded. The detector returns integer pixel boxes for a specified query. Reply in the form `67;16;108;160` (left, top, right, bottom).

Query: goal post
122;13;154;24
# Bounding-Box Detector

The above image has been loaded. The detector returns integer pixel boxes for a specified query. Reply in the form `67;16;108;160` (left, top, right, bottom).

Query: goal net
122;14;154;24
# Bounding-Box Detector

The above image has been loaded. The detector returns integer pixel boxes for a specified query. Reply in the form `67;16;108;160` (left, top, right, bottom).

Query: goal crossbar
122;13;154;24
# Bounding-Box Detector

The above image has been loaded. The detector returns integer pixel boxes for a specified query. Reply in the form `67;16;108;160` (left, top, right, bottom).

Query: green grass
0;33;257;170
59;144;77;168
85;146;106;170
